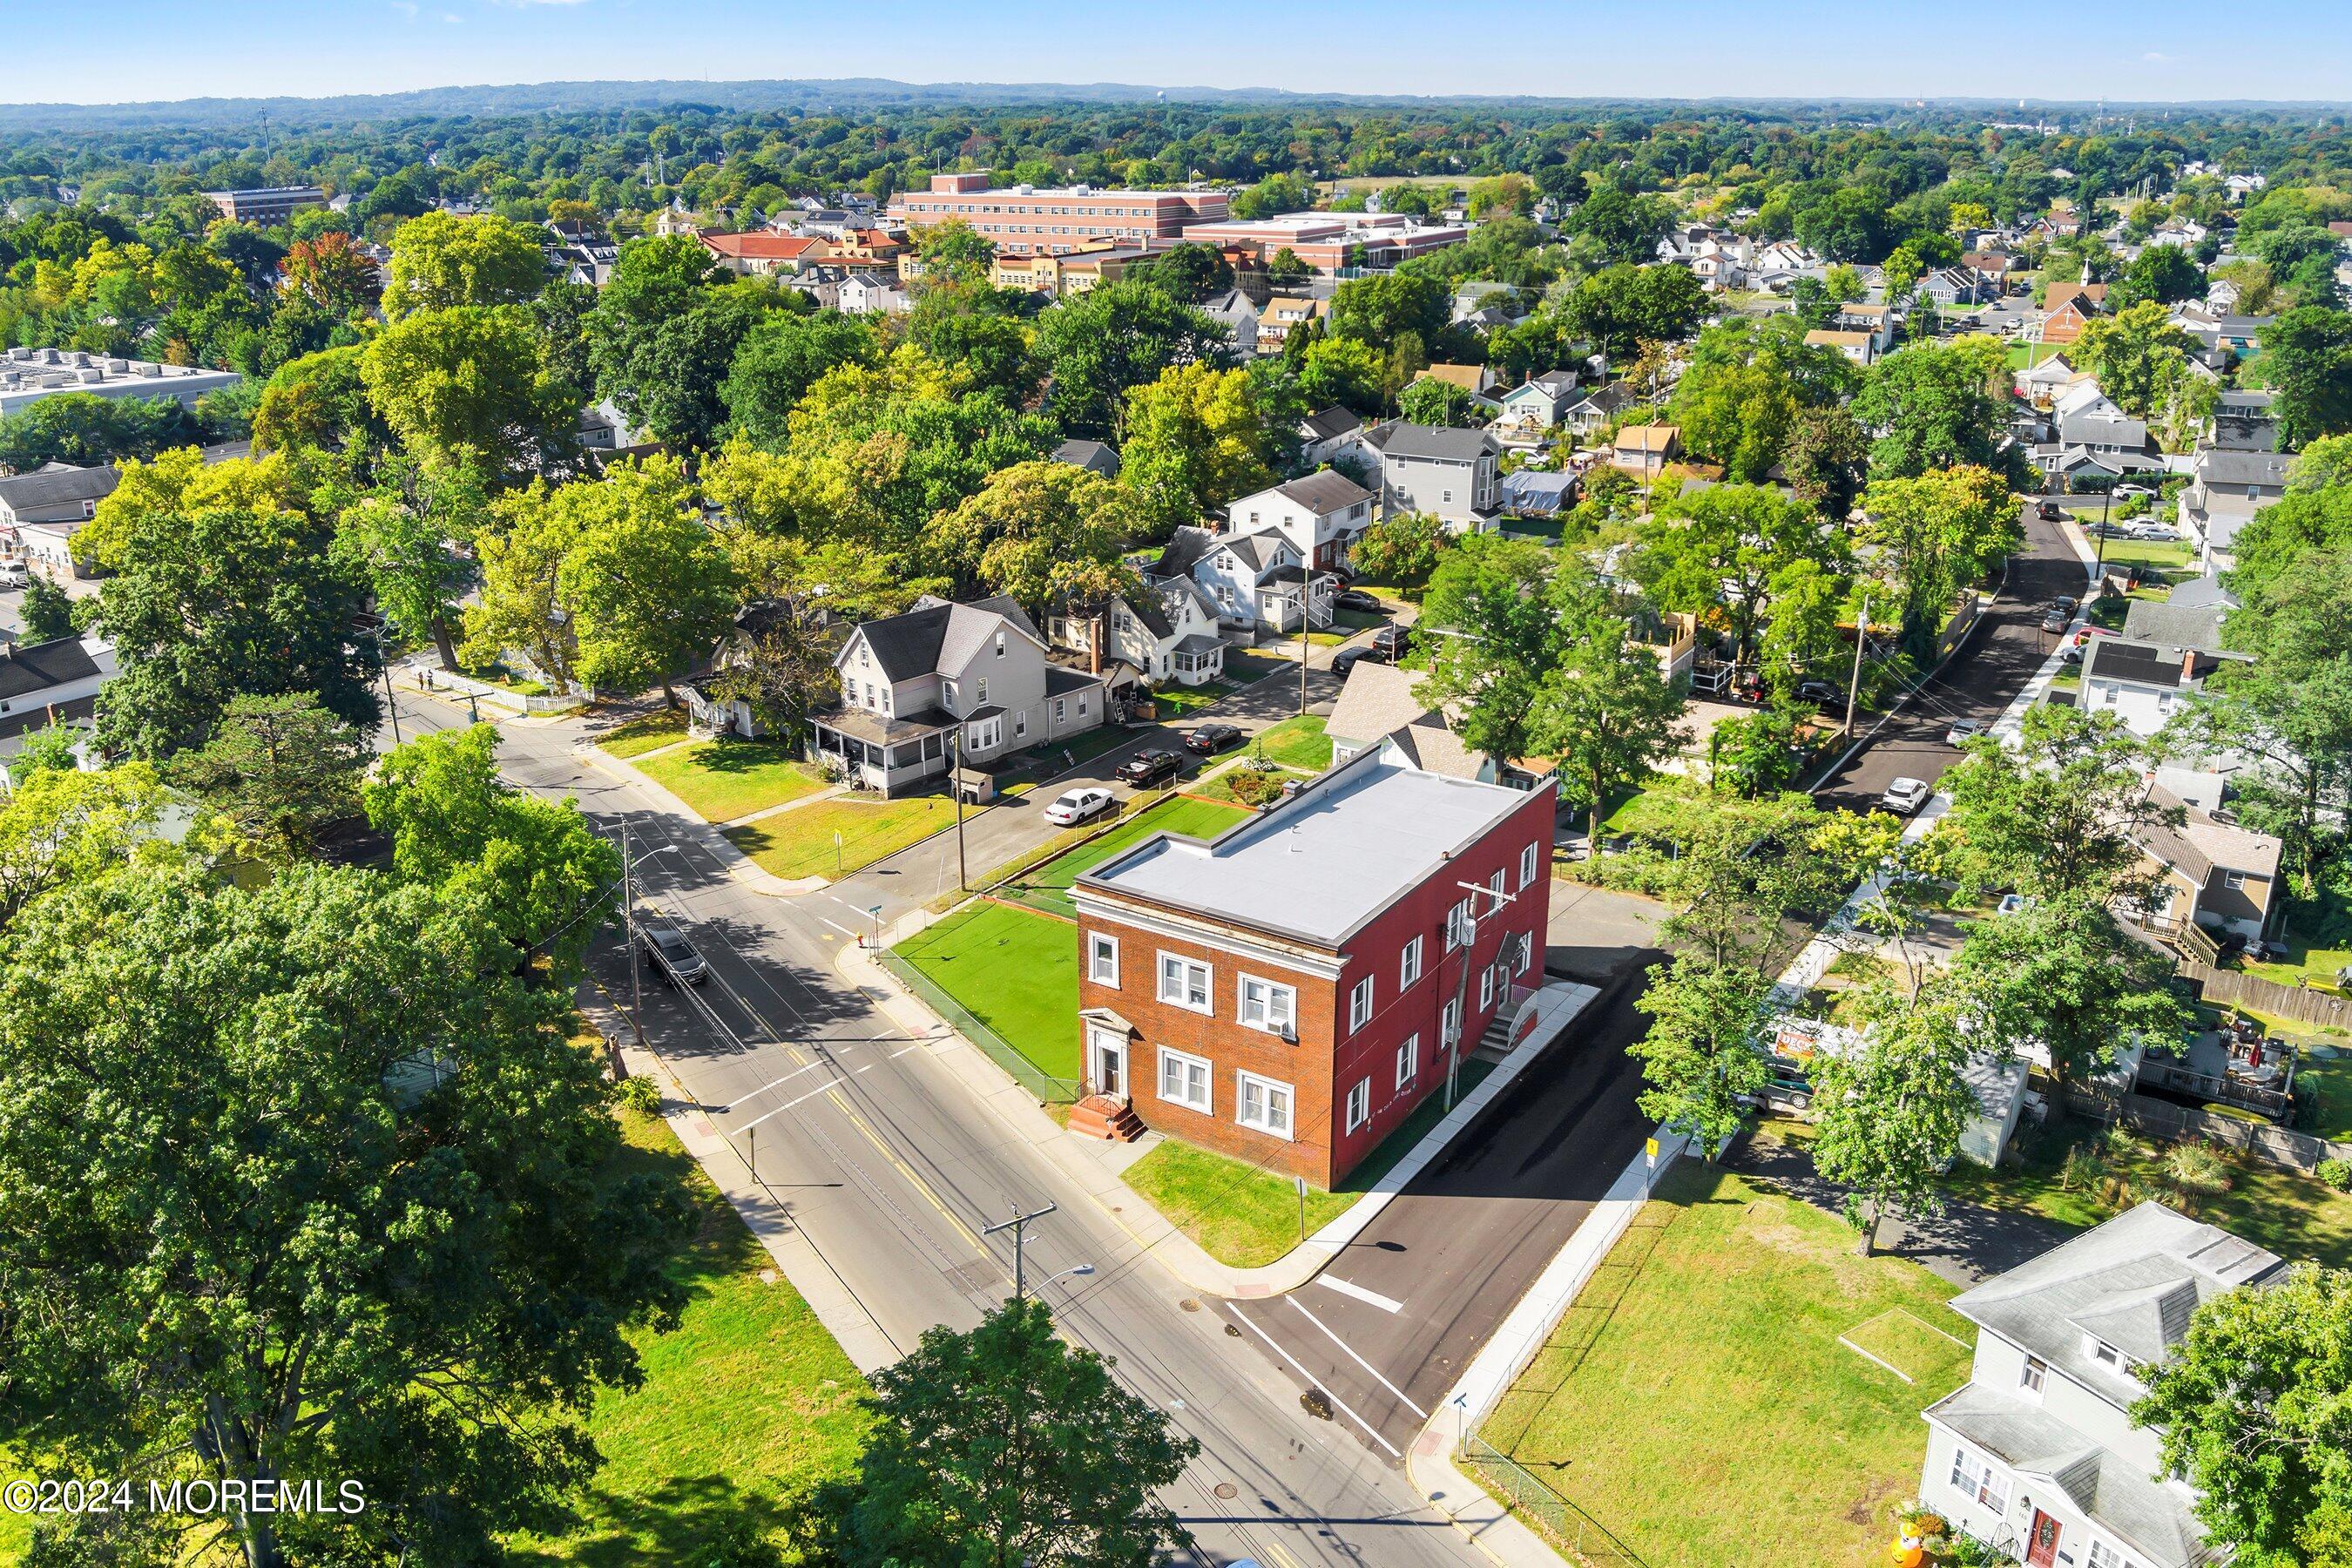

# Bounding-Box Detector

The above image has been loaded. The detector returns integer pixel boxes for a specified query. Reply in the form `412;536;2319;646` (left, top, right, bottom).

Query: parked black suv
1184;722;1244;756
641;924;710;987
1371;625;1411;660
1115;748;1184;786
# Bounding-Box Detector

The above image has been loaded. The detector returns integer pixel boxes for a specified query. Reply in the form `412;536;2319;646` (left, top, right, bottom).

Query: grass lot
726;793;963;882
1193;764;1315;807
1942;1112;2352;1270
1003;795;1253;916
595;710;693;759
2005;340;2069;369
1149;682;1234;718
2091;537;2195;573
637;742;828;824
1477;1151;1970;1568
1247;714;1333;771
1004;724;1133;781
2296;1053;2352;1142
1222;649;1293;684
1500;514;1570;544
509;1105;869;1565
2242;889;2352;991
1122;1058;1497;1267
894;902;1081;1082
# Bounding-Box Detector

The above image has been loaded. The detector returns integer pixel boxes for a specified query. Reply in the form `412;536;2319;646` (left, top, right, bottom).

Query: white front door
1088;1026;1129;1102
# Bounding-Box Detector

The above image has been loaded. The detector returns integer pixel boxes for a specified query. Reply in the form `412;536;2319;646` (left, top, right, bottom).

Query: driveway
1810;499;2090;814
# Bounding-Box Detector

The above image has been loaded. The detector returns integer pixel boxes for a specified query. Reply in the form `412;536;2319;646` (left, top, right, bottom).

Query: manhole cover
1225;1323;1241;1338
1180;1298;1200;1312
1213;1483;1238;1500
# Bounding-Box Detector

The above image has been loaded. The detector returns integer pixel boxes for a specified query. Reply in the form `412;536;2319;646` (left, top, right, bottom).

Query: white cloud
2143;51;2176;62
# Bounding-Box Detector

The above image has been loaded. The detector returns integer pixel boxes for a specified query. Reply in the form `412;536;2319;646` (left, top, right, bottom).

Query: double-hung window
1236;1071;1294;1139
1088;933;1119;987
1238;975;1296;1036
1948;1445;2011;1514
1480;964;1496;1010
1158;1048;1211;1112
1441;995;1463;1044
1344;1078;1370;1134
1348;975;1375;1032
1521;841;1541;889
1158;953;1212;1013
2020;1355;2047;1396
2087;1543;2138;1568
1400;935;1423;988
1396;1034;1420;1089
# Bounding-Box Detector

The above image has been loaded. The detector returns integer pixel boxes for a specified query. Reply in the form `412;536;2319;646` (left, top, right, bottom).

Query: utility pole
949;727;968;891
623;821;644;1047
1842;590;1870;740
983;1201;1058;1299
1300;602;1310;716
1443;880;1520;1110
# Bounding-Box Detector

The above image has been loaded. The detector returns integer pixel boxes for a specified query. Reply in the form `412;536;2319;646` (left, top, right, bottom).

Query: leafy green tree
1300;334;1385;413
1783;402;1871;519
1938;703;2180;902
1755;555;1854;703
1808;982;1979;1256
1630;954;1772;1159
1264;247;1313;287
906;283;1036;402
0;392;200;472
382;212;548;318
1229;172;1312;220
1328;270;1455;356
1565;182;1675;266
720;309;880;449
1467;172;1538;219
1952;891;2189;1093
1125;241;1234;304
909;219;995;284
251;344;396;463
1398;375;1480;428
1531;565;1686;840
1668;316;1856;482
2131;1264;2352;1568
1348;510;1452;594
808;1296;1198;1568
2111;242;2205;308
1637;483;1844;666
2289;434;2352;492
2262;307;2352;450
0;861;686;1568
1850;336;2015;480
360;302;580;479
165;692;368;862
92;493;377;760
933;461;1144;613
1859;465;2020;650
585;234;788;449
1413;537;1571;767
1560;263;1707;363
1118;362;1279;532
1707;705;1809;797
336;458;484;671
2075;301;2200;418
552;456;741;705
0;761;181;929
1031;280;1227;440
17;576;75;643
363;721;625;973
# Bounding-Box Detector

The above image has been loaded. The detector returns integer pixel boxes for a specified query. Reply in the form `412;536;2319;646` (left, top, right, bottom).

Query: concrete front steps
1067;1093;1146;1142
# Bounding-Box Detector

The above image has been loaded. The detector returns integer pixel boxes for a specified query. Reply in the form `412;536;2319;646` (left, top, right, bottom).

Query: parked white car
1880;777;1930;814
1944;718;1986;746
1042;787;1116;827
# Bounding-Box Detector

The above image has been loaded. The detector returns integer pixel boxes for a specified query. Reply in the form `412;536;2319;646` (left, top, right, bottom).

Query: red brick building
1069;749;1554;1186
889;172;1227;256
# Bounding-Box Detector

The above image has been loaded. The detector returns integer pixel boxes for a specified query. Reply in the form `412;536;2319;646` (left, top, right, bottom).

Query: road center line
1315;1274;1404;1315
1285;1294;1428;1420
1226;1305;1401;1458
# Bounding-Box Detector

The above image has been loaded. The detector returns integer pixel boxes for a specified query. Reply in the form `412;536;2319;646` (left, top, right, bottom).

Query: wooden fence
2065;1090;2352;1174
2179;963;2352;1032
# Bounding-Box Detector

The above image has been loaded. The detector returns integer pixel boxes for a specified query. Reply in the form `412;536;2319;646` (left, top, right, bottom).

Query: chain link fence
1458;1434;1654;1568
872;949;1082;1104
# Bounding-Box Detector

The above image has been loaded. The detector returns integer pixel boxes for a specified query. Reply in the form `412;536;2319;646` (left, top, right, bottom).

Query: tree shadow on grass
684;741;801;777
513;1471;801;1567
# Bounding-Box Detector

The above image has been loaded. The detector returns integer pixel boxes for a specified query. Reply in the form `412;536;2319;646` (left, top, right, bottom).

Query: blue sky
10;1;2352;105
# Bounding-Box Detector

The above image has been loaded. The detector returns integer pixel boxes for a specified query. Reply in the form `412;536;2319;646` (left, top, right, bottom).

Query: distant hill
0;78;2341;132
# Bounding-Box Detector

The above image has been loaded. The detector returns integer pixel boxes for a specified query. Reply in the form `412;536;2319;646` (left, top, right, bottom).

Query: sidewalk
841;931;1601;1298
576;745;830;895
1406;1126;1691;1568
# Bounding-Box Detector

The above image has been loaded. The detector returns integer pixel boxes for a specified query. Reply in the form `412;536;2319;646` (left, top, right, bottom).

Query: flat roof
1077;748;1538;946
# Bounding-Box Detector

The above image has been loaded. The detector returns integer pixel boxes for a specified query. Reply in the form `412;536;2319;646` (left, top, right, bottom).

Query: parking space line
735;1064;873;1131
1227;1305;1401;1458
1315;1274;1404;1315
1285;1295;1428;1421
717;1061;822;1108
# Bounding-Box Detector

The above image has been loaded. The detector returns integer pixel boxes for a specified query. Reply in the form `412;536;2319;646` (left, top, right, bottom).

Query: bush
1227;769;1287;808
616;1074;662;1115
2320;1157;2352;1193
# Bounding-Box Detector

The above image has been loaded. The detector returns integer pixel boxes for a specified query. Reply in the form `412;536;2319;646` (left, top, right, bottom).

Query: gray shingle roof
2195;447;2292;489
1370;422;1500;463
1300;405;1362;443
0;463;118;517
0;634;100;702
1274;470;1375;515
849;595;1035;683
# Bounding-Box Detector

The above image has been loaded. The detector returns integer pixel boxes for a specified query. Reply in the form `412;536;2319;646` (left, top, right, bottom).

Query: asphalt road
1213;947;1661;1459
383;686;1484;1568
1810;500;2093;814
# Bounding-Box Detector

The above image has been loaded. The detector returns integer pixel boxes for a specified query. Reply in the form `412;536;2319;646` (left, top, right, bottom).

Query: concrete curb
844;929;1602;1299
1406;1126;1691;1568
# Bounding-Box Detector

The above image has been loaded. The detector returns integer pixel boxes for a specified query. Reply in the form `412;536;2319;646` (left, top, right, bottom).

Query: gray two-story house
1362;422;1502;533
1920;1202;2283;1568
808;596;1106;795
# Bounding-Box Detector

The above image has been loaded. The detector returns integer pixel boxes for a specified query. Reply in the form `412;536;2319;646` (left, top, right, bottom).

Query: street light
1037;1263;1096;1293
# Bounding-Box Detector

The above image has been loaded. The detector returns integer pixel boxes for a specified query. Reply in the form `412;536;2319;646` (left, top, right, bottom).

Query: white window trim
1521;841;1540;889
1480;964;1495;1010
1088;932;1119;987
1158;1046;1212;1113
1157;952;1213;1014
1236;1070;1294;1140
1344;1077;1370;1134
1396;1034;1420;1090
1948;1443;2013;1514
1237;973;1298;1037
2021;1355;2047;1398
1348;975;1375;1033
1401;934;1423;988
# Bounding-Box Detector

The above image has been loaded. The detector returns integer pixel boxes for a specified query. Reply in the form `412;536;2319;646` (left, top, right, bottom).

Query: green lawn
509;1105;869;1565
1148;682;1234;718
1477;1150;1970;1568
894;902;1081;1082
1247;714;1332;771
1942;1112;2352;1270
2005;340;2070;369
637;742;828;824
725;793;965;882
1500;514;1570;544
2242;889;2352;991
1122;1058;1496;1266
2296;1054;2352;1143
595;710;693;760
1004;795;1253;916
2092;537;2195;573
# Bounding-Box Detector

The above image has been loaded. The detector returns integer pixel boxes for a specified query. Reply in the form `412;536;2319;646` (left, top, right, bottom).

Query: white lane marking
816;916;861;940
734;1064;875;1131
716;1061;823;1109
1286;1295;1427;1421
1227;1305;1400;1458
1316;1274;1404;1315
